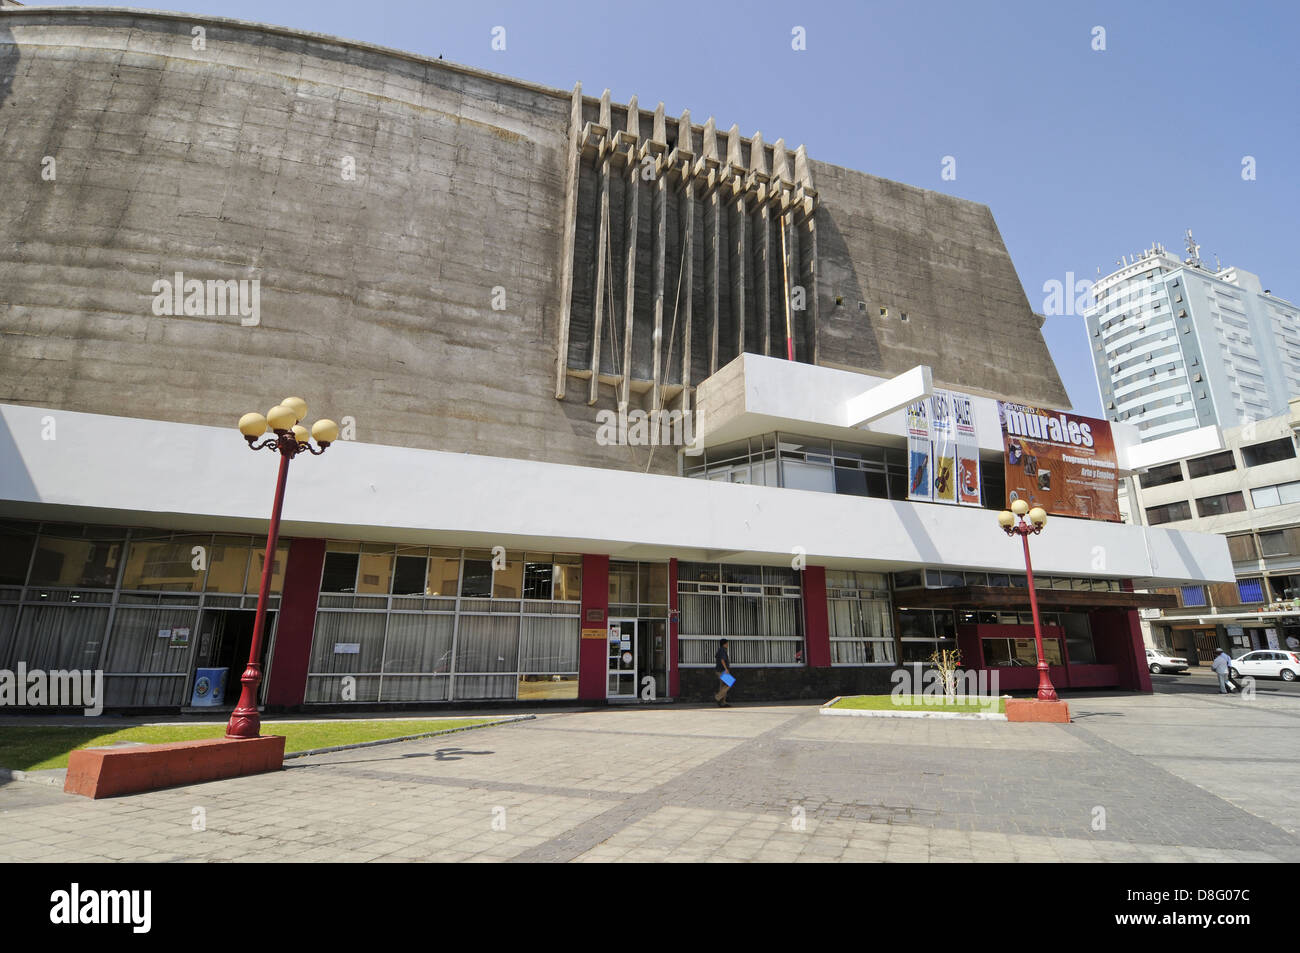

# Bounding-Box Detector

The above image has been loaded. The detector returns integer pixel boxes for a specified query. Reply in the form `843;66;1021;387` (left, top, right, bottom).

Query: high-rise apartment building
1085;234;1300;443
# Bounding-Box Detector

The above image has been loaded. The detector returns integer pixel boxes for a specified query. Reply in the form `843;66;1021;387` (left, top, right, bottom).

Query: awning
894;585;1177;611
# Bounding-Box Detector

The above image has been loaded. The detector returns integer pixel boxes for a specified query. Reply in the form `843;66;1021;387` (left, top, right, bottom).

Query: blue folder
719;672;736;687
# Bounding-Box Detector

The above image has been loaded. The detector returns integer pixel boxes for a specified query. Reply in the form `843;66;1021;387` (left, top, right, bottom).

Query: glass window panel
119;535;207;592
1278;482;1300;505
382;613;454;673
782;459;835;493
0;529;35;586
638;563;668;605
245;542;289;594
29;532;122;588
320;552;359;593
391;555;428;595
519;616;578;672
206;537;252;592
461;559;493;598
492;556;523;599
101;606;200;673
834;465;868;497
308;611;387;673
523;562;553;600
454;614;519;673
2;604;108;670
426;549;461;597
355;550;393;595
608;562;637;603
553;555;582;601
898;610;934;640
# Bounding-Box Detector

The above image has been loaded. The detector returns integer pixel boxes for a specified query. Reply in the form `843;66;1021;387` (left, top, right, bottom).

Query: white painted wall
0;402;1233;584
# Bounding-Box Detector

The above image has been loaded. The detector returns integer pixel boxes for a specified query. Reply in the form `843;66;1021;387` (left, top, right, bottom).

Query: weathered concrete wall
0;7;1070;484
0;8;652;470
811;161;1069;408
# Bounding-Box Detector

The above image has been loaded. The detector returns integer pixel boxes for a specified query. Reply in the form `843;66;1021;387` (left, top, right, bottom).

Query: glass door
607;619;637;699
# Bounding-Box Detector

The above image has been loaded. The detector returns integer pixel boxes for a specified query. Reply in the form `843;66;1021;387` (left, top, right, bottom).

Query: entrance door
196;609;276;705
607;619;637;699
637;618;667;700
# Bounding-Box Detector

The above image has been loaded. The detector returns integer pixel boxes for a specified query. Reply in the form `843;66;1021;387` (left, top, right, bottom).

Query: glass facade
825;570;895;664
306;545;582;703
0;520;286;707
677;563;803;666
684;432;1004;508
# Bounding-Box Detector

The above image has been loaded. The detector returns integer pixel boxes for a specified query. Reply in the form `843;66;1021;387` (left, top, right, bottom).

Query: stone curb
0;766;66;787
820;697;1007;721
282;714;535;760
0;716;536;784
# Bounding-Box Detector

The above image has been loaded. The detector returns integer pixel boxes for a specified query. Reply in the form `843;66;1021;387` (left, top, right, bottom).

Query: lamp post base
1005;698;1071;723
225;663;263;739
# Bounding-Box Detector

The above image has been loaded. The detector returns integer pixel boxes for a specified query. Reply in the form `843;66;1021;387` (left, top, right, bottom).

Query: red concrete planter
1004;698;1071;723
64;735;286;799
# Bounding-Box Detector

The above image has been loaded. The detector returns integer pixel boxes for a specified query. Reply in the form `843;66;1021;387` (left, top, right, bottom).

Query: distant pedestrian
1210;648;1234;694
714;638;732;707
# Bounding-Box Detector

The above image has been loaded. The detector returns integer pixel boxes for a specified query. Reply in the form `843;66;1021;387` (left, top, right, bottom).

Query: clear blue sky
33;0;1300;415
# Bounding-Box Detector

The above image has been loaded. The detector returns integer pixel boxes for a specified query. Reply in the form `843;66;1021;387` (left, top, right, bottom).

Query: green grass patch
831;694;1005;714
0;718;493;772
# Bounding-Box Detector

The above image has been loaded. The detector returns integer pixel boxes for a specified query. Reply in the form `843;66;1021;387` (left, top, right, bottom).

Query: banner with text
907;390;980;505
997;402;1119;522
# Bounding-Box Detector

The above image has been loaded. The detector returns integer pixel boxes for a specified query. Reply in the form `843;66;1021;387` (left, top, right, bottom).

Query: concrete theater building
0;7;1231;710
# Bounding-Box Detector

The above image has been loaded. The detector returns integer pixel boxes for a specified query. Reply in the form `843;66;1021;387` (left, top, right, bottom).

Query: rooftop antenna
1184;229;1202;268
1215;254;1222;270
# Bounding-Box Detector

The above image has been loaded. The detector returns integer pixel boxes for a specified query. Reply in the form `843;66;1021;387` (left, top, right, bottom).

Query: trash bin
191;667;228;707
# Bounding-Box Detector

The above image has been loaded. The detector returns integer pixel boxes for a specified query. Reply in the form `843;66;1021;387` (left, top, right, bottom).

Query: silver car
1146;648;1189;675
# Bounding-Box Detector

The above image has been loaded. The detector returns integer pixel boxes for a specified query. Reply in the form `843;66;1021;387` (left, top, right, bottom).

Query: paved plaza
2;683;1299;863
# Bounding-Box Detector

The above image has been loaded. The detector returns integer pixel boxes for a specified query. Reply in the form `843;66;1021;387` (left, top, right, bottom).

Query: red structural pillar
668;558;680;697
802;566;831;668
265;538;326;707
578;555;610;701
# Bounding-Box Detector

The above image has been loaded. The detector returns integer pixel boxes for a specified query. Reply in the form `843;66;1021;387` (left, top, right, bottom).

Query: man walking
714;638;732;707
1210;648;1235;694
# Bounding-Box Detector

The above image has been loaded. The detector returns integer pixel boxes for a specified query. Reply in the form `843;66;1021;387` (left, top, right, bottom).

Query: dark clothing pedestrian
714;640;731;706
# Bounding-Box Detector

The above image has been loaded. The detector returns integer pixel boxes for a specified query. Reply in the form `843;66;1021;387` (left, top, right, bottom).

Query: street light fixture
998;499;1058;702
228;398;338;740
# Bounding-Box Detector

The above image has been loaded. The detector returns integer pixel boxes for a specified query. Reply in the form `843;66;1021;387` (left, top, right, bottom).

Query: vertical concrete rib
555;83;583;399
702;117;720;376
619;96;640;408
727;124;745;357
675;110;695;414
587;89;612;405
750;131;771;357
650;102;668;413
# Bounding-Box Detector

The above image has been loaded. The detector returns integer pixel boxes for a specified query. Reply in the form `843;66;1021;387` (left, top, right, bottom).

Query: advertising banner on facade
953;393;981;506
930;391;957;503
906;399;932;502
997;402;1119;521
908;390;980;505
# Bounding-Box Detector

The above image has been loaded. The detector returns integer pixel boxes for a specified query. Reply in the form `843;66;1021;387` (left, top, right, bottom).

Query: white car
1230;650;1300;682
1146;649;1189;675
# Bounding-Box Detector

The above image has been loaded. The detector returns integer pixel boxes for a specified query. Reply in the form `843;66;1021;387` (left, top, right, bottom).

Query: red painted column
802;565;831;668
265;538;326;707
578;554;610;701
668;558;679;697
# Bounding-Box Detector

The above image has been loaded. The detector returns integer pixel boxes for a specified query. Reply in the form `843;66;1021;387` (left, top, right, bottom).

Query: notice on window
997;402;1119;522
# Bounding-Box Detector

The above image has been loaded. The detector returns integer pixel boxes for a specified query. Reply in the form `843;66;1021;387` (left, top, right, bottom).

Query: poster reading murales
906;398;932;502
952;393;981;506
997;402;1119;522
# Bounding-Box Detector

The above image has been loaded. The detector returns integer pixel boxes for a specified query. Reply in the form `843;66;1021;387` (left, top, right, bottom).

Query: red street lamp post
998;499;1058;702
228;398;338;739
